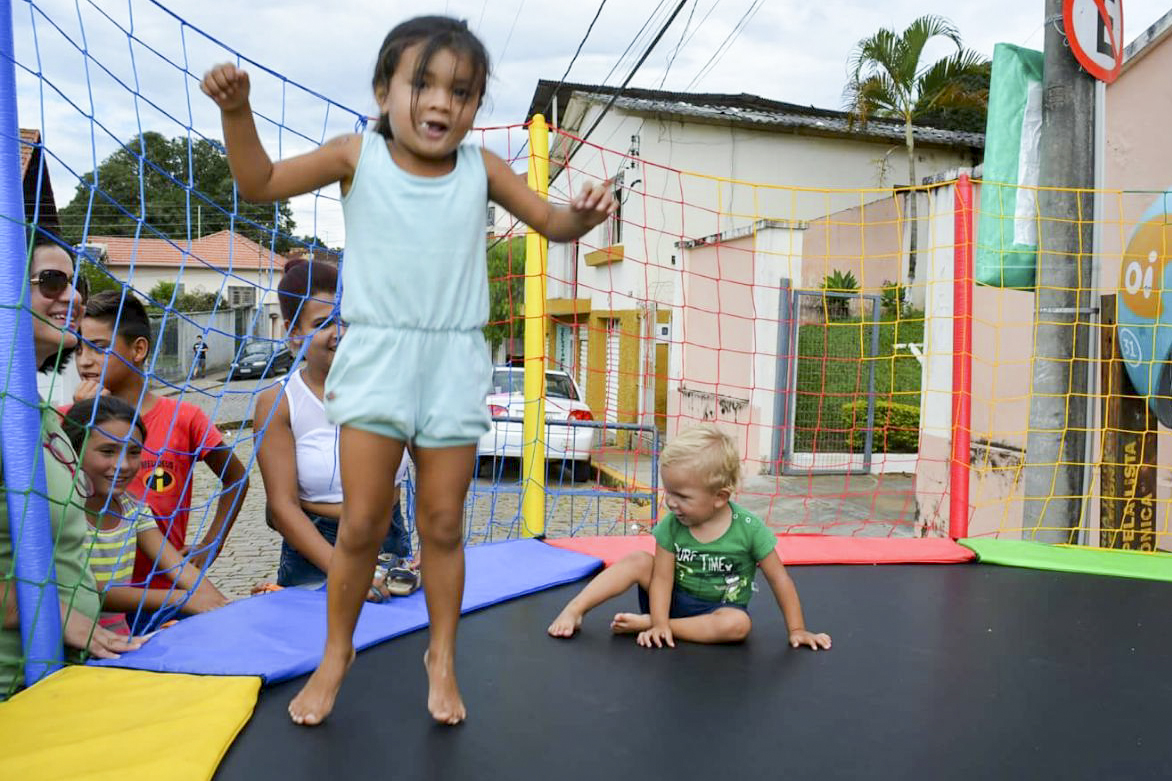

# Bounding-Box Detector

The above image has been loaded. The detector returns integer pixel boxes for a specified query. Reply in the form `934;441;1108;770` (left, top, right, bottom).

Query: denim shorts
277;504;411;588
637;586;749;619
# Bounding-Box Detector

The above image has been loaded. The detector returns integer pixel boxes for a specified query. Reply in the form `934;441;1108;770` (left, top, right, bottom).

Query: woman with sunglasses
0;228;142;699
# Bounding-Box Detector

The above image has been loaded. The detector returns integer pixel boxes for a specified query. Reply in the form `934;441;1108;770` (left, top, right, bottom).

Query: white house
82;230;295;339
522;81;983;455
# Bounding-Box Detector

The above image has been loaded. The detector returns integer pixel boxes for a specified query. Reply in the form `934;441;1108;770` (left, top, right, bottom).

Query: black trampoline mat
216;564;1172;780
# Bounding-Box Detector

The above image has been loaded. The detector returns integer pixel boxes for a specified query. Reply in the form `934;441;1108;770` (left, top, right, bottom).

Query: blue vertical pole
0;0;65;685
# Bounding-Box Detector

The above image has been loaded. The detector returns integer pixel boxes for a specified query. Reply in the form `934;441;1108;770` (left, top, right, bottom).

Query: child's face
77;317;143;392
378;42;480;174
80;418;142;501
288;296;344;372
661;464;730;527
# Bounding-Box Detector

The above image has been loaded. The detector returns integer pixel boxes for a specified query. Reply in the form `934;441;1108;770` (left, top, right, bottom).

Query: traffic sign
1116;189;1172;426
1063;0;1124;83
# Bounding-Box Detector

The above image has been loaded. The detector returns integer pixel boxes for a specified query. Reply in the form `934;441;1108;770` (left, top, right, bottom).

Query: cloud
14;0;1171;243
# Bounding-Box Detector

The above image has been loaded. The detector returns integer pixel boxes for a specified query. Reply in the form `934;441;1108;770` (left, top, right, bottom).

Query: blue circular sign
1116;188;1172;426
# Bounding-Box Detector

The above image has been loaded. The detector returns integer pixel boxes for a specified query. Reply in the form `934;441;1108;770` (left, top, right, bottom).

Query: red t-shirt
130;397;224;590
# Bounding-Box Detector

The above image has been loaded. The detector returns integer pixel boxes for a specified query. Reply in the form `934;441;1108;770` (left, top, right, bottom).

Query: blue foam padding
89;539;601;683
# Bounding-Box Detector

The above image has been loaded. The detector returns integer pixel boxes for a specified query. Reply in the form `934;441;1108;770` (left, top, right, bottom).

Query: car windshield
491;370;578;400
240;341;273;358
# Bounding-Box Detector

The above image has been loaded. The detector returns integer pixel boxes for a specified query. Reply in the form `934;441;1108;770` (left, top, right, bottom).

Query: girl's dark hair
29;226;79;374
62;395;146;454
277;258;339;325
371;15;490;140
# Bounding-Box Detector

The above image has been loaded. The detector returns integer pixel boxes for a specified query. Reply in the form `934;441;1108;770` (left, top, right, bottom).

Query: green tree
844;15;989;281
59;132;296;251
484;237;525;355
147;280;224;313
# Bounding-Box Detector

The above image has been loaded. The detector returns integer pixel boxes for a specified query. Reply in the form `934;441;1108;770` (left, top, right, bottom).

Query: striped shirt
84;496;156;614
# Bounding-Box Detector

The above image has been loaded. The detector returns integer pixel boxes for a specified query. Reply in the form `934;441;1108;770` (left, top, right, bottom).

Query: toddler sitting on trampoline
549;424;831;650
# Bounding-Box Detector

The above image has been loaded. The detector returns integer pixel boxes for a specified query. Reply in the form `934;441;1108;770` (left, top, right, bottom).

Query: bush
820;269;859;320
841;399;920;453
147;280;224;313
880;279;906;319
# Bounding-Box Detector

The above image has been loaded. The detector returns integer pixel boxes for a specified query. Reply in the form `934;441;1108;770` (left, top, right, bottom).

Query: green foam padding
959;538;1172;582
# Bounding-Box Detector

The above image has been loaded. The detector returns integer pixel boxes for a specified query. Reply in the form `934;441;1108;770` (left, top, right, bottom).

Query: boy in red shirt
74;291;249;617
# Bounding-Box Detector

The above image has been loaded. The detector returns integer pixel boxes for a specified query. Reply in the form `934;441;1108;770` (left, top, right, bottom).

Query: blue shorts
637;586;749;619
277;505;411;588
324;324;491;447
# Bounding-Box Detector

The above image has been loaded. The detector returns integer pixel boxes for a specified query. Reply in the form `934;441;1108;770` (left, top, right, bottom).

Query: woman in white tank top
253;260;413;592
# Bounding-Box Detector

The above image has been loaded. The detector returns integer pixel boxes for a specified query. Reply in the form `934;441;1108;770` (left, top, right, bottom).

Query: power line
489;0;689;251
536;0;610;119
601;0;670;86
658;0;699;89
678;0;724;53
570;0;690;156
684;0;764;91
495;0;528;72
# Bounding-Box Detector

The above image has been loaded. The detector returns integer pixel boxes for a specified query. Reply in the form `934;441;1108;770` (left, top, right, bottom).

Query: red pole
950;174;974;539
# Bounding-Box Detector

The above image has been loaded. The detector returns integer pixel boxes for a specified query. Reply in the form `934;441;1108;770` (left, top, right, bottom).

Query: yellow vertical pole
521;114;550;537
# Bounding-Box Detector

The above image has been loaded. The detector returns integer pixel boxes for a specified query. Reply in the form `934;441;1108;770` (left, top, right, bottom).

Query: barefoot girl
202;14;614;726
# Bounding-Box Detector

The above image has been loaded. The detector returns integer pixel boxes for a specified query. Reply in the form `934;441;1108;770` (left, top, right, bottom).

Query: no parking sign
1063;0;1124;83
1116;190;1172;426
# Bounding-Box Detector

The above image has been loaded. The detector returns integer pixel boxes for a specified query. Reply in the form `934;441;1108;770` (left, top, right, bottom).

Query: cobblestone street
186;377;640;598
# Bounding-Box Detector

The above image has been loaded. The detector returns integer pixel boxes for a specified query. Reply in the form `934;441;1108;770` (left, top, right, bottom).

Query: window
603;172;623;246
228;285;255;307
486;204;496;230
490;369;579;401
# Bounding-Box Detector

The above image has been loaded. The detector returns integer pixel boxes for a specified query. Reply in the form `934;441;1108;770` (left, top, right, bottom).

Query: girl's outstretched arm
201;63;360;201
483;150;616;243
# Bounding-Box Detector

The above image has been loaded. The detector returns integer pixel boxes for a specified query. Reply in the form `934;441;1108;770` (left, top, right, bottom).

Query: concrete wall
801;195;904;296
670;224;804;470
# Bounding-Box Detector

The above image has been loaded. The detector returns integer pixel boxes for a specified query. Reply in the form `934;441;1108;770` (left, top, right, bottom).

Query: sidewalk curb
594;462;648;494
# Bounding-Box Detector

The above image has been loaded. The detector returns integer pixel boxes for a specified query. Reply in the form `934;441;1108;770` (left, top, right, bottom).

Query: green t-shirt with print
0;405;102;699
651;501;777;606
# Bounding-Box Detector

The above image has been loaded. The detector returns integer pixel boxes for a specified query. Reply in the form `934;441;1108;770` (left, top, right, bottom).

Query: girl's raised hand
570;179;618;228
201;63;251;112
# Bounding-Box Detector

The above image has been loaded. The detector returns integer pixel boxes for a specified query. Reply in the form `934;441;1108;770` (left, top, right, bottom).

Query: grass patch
792;315;924;453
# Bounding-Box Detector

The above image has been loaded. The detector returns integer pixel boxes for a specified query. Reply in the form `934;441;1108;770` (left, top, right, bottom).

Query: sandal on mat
384;566;420;597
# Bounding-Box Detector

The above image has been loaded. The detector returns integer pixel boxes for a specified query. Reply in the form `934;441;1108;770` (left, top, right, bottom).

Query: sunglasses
30;269;88;302
44;431;96;500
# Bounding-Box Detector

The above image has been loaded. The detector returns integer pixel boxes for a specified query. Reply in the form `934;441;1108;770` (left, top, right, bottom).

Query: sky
11;0;1172;246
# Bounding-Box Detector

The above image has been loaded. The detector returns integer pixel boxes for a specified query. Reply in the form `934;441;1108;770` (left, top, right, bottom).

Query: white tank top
284;369;408;503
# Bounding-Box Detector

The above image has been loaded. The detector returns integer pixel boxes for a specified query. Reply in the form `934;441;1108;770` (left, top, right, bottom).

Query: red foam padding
545;534;975;567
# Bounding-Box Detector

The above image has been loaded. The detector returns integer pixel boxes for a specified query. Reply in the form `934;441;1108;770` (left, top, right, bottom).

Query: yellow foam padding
0;666;260;781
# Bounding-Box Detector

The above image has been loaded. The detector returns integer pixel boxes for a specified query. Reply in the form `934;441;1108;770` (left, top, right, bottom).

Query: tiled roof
19;128;39;177
85;230;290;273
527;80;984;150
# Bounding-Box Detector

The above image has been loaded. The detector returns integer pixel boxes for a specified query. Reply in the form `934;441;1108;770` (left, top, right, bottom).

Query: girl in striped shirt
64;397;228;635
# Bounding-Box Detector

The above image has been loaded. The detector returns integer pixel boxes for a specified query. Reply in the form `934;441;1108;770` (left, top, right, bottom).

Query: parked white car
478;367;596;481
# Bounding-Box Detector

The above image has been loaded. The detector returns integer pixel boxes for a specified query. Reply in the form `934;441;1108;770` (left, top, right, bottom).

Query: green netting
960;538;1172;582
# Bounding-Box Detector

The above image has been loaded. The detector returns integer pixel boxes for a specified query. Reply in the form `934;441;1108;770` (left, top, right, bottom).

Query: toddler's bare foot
547;607;583;638
288;646;355;726
423;650;466;725
610;612;652;634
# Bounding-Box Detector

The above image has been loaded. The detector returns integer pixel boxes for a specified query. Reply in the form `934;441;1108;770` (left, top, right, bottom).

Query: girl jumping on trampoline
202;14;615;726
549;425;832;651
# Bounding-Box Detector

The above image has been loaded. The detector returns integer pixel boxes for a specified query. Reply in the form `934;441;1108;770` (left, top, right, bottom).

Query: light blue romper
324;133;492;447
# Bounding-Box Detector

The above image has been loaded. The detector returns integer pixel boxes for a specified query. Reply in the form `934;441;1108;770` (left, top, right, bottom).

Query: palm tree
845;15;989;282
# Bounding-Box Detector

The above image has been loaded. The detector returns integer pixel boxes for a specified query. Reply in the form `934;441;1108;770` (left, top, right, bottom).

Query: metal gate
777;288;881;475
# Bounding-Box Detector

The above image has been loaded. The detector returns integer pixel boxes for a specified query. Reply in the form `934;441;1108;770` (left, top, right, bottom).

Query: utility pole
1021;0;1097;542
